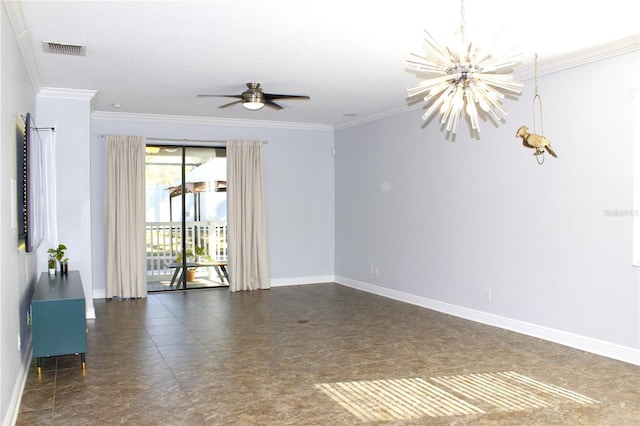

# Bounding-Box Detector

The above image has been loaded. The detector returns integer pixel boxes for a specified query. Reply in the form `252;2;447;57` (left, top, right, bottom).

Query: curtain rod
20;114;55;132
100;134;268;144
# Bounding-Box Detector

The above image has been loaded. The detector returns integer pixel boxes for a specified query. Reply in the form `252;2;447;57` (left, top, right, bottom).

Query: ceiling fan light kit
242;96;265;110
241;83;265;110
407;0;523;134
243;101;265;110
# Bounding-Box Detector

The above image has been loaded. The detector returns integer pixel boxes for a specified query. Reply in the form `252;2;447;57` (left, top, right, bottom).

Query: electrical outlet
17;334;21;351
484;289;492;300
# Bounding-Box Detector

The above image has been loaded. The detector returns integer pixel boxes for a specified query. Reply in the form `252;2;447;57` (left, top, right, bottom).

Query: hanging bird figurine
516;125;557;159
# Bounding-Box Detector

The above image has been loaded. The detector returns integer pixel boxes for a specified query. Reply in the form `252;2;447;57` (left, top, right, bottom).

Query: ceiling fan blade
218;100;243;109
265;100;284;110
197;94;243;99
264;94;310;100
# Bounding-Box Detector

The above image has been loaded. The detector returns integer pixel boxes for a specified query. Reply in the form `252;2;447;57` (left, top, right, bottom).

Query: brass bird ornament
516;125;557;159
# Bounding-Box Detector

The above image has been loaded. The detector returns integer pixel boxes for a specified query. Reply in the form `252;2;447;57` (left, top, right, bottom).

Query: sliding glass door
144;145;227;291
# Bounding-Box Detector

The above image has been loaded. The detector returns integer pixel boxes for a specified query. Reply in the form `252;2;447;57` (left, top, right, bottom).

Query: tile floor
16;283;640;425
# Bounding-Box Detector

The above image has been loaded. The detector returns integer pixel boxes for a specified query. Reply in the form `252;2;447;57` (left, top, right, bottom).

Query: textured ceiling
15;0;640;127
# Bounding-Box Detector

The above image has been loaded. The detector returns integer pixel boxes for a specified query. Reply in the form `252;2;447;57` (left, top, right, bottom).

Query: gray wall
335;51;640;358
0;4;38;424
90;115;335;296
36;91;95;318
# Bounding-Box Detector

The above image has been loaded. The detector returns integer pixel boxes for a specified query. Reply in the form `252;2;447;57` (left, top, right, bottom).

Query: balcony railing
145;220;227;279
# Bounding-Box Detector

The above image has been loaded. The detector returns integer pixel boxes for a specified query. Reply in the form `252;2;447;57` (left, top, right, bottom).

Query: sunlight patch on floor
315;377;484;422
432;371;598;411
315;371;598;422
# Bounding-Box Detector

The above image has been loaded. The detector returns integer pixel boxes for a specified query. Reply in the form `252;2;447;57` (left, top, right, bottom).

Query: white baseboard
270;275;335;287
91;277;334;298
3;342;32;426
85;308;96;320
336;276;640;366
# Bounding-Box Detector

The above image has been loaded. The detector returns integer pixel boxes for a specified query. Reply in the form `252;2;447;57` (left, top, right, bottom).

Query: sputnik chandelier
407;0;524;134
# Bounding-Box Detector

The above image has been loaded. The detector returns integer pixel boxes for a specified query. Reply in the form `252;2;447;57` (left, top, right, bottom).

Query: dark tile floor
16;283;640;425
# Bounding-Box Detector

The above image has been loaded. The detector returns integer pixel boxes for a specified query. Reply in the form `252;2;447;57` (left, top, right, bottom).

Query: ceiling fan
197;82;310;111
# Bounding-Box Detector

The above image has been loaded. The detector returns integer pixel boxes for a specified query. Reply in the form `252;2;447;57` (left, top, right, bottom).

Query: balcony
145;220;228;290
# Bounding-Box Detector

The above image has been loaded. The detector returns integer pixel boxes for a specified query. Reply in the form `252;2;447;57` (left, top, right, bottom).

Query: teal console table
31;271;87;373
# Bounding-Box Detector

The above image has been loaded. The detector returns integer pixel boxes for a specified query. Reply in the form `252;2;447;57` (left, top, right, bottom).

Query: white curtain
227;140;270;291
105;135;147;298
27;126;45;251
41;129;58;247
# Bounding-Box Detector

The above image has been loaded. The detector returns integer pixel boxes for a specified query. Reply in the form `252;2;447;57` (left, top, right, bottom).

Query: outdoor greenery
144;149;227;278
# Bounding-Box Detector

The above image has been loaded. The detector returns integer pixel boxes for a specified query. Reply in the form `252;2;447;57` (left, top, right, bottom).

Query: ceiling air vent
42;41;86;56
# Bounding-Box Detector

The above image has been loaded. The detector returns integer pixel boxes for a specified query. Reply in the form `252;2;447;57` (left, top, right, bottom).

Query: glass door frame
145;143;227;291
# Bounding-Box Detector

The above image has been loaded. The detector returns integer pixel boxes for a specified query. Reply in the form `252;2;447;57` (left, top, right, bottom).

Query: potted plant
176;249;200;282
175;248;193;263
47;254;56;275
186;268;197;282
194;246;209;262
47;244;67;274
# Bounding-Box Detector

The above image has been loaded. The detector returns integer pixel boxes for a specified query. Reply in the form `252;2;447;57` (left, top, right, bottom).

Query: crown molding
91;111;334;132
337;35;640;132
38;87;97;100
334;104;415;131
4;0;41;93
514;34;639;81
